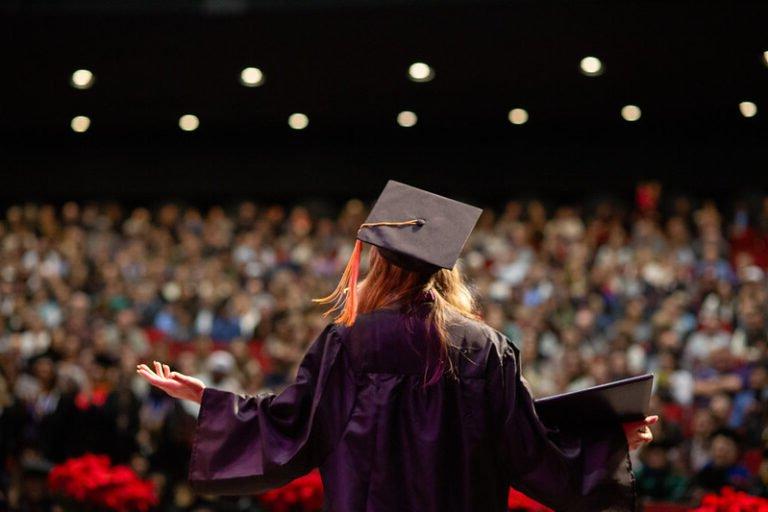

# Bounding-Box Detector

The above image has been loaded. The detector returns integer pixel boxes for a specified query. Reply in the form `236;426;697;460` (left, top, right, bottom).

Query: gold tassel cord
357;219;425;231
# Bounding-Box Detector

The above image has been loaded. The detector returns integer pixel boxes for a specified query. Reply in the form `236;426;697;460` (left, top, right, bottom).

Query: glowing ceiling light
739;101;757;118
407;62;434;83
240;67;265;87
179;114;200;131
580;56;603;76
397;111;418;127
288;113;309;130
508;108;529;125
71;69;95;89
70;115;91;133
621;104;642;122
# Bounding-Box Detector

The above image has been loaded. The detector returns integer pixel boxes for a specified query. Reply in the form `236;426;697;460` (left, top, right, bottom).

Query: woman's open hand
622;415;658;450
136;361;205;404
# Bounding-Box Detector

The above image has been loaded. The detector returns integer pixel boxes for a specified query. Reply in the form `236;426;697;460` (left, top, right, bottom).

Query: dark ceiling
2;1;768;202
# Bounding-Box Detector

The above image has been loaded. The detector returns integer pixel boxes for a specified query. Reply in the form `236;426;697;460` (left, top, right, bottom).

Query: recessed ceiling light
621;105;641;122
70;115;91;132
580;56;603;77
240;67;265;87
397;111;418;127
288;113;309;130
71;69;95;89
739;101;757;118
179;114;200;131
407;62;434;83
508;108;529;125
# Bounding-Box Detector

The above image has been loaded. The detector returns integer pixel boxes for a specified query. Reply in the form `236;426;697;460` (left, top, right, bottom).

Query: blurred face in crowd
692;410;716;438
117;309;138;330
642;445;669;470
657;330;681;353
699;314;720;333
588;356;610;384
625;299;645;321
709;347;734;373
657;351;676;372
574;308;595;334
749;365;768;390
702;243;720;263
561;327;581;349
561;349;583;381
743;309;765;330
484;303;505;331
608;351;629;378
710;434;739;468
666;217;689;244
176;352;198;376
32;357;55;389
709;393;733;424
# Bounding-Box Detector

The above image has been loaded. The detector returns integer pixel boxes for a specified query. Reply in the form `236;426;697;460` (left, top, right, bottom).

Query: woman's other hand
136;361;205;404
622;415;658;450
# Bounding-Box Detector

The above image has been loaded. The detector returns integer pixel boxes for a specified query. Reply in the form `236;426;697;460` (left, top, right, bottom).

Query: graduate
137;181;657;512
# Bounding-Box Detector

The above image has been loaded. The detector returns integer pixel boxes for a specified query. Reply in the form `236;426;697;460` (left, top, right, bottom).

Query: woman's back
323;308;509;511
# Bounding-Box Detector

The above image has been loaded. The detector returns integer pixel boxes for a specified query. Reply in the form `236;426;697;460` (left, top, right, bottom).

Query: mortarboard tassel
314;219;424;326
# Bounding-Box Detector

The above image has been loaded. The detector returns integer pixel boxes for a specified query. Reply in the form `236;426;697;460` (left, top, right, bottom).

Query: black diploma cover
534;374;654;429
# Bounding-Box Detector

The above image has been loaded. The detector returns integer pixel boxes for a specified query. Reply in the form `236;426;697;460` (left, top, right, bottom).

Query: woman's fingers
137;362;175;387
137;364;156;377
623;417;656;451
154;361;164;378
136;361;204;402
170;371;187;382
630;427;653;450
137;361;172;380
170;371;199;387
137;367;166;387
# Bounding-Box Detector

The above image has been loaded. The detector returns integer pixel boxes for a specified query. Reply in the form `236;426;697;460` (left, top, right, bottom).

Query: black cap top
356;180;482;273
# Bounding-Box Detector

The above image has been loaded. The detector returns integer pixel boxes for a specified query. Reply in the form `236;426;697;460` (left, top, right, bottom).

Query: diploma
534;373;654;429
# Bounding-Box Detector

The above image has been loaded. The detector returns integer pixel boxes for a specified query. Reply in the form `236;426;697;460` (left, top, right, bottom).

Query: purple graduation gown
188;307;636;511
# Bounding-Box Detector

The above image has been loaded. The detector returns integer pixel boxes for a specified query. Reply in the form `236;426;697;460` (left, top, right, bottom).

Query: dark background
3;0;768;203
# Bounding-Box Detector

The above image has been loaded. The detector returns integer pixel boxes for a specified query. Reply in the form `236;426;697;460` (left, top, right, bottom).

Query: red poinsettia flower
48;453;158;512
259;469;325;512
693;486;768;512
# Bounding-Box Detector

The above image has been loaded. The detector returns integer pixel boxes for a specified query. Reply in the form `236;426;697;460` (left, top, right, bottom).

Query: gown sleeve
187;324;355;495
492;337;636;512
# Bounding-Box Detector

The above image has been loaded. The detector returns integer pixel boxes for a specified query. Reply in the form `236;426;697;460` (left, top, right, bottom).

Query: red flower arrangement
693;487;768;512
48;454;157;512
259;469;324;512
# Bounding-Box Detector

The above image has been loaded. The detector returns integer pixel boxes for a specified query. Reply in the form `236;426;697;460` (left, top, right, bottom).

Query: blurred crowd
1;186;768;510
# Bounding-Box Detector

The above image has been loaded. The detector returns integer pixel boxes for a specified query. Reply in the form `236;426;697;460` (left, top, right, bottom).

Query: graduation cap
315;180;482;325
358;180;483;273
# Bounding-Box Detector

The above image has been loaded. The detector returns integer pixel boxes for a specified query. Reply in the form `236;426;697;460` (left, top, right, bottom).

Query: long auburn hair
314;242;479;383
